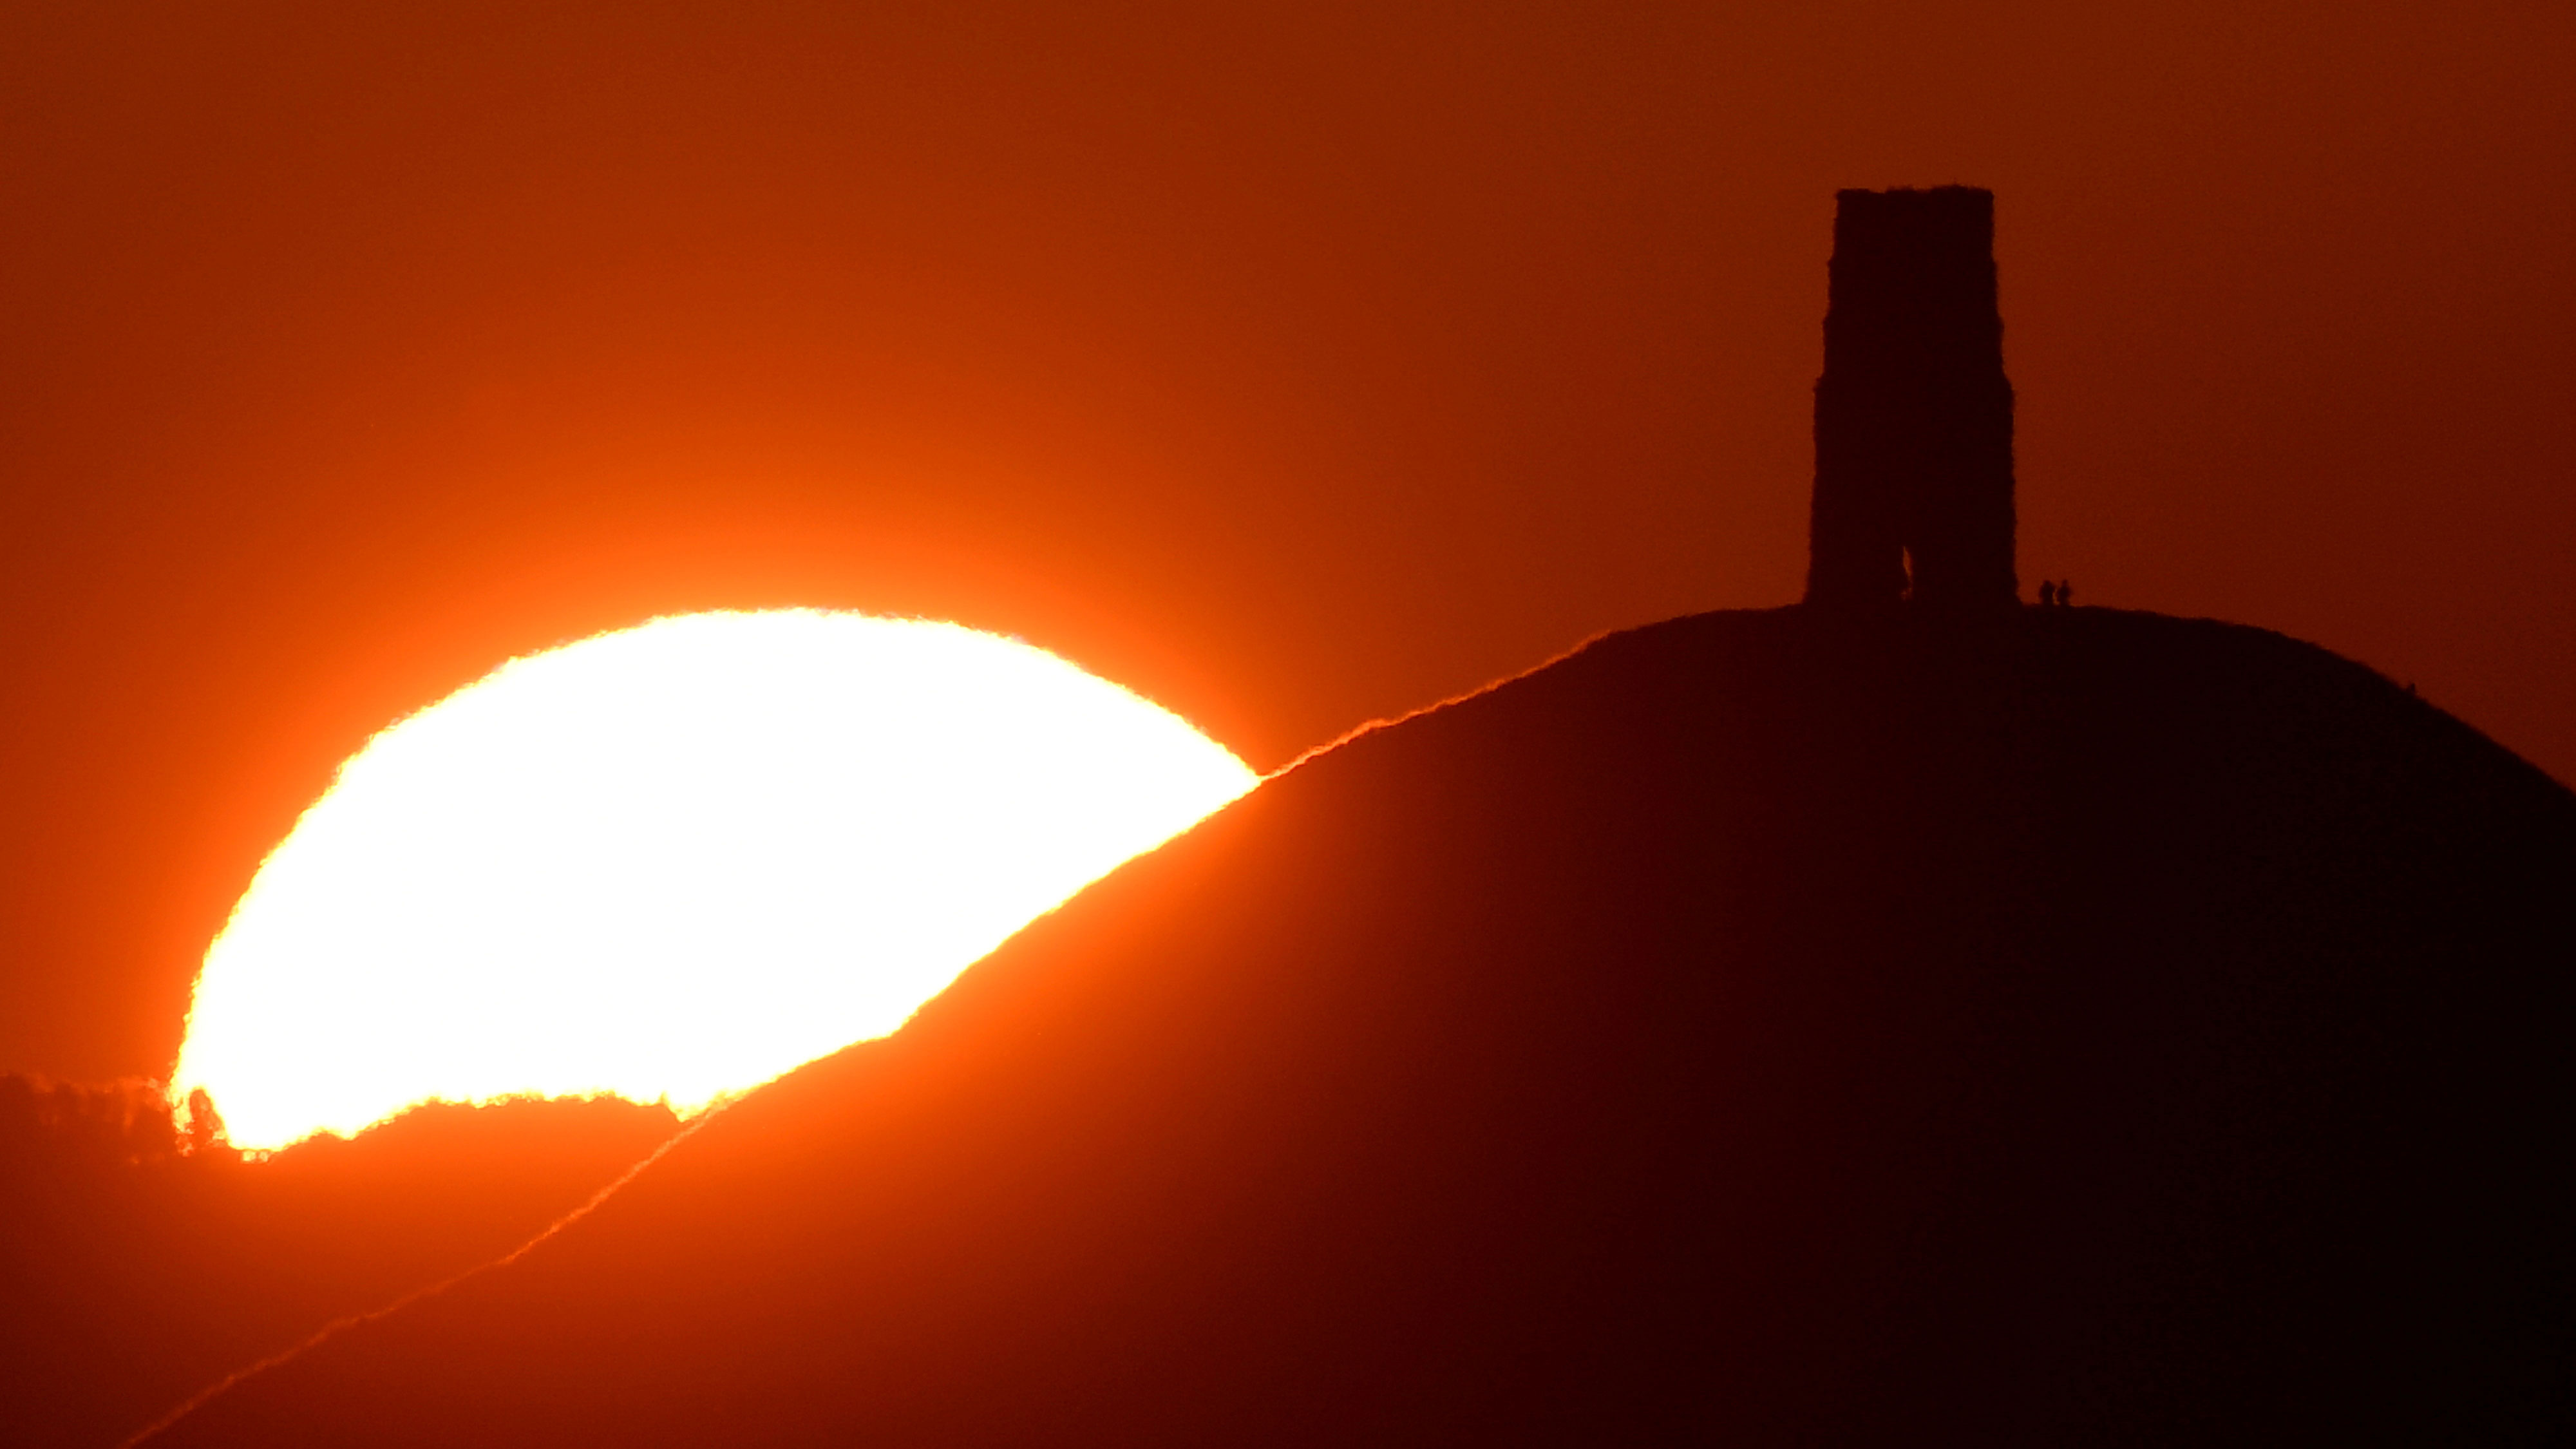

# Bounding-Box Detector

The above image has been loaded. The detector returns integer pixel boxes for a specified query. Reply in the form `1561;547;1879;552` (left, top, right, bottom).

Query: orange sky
2;0;2569;1080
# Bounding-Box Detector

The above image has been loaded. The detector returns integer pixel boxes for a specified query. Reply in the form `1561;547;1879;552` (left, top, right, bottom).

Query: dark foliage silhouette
0;1081;677;1448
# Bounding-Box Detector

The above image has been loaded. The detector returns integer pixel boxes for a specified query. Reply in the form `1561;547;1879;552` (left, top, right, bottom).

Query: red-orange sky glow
1;0;2569;1080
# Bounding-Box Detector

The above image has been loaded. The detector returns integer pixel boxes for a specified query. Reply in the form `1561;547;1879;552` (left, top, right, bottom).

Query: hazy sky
3;0;2569;1078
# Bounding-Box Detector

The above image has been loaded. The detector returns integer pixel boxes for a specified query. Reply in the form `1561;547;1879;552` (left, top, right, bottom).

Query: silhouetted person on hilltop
2038;581;2058;607
1807;186;2018;610
2058;580;2072;607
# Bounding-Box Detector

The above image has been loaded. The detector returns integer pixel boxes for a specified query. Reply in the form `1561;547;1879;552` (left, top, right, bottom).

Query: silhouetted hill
151;607;2573;1444
1;1083;677;1448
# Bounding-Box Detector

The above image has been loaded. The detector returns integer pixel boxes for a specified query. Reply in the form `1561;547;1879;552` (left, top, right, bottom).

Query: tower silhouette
1806;186;2018;608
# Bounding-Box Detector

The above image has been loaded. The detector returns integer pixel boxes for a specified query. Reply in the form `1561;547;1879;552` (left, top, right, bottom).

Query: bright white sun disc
171;611;1258;1150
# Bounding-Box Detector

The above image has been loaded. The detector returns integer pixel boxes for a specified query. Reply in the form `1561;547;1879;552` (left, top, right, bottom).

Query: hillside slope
154;607;2575;1444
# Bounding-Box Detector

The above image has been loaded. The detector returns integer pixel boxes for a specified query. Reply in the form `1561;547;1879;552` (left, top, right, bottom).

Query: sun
170;611;1258;1151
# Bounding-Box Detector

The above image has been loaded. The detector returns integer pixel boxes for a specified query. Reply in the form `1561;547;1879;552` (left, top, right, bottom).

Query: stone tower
1805;186;2017;609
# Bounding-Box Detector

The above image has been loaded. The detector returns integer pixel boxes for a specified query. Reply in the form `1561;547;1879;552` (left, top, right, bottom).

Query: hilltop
149;605;2575;1444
